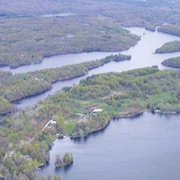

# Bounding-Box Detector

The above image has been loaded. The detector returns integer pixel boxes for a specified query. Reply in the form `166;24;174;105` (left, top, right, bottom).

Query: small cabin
50;120;57;124
93;109;103;113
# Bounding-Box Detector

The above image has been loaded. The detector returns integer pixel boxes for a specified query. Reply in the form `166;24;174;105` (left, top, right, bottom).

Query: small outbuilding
93;109;103;113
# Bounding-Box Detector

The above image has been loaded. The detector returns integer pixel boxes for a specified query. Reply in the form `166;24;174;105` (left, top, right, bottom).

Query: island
55;153;73;168
155;41;180;53
162;56;180;68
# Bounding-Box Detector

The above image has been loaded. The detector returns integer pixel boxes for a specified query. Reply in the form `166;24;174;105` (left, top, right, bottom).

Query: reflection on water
55;163;74;174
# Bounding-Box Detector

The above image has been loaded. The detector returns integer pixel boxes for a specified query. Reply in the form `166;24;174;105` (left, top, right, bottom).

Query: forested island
158;24;180;37
0;67;179;180
55;153;73;169
155;41;180;53
162;56;180;68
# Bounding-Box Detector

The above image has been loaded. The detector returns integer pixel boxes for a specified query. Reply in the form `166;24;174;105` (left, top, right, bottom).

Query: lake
2;26;179;179
2;28;180;74
37;28;180;180
9;27;180;109
39;112;180;180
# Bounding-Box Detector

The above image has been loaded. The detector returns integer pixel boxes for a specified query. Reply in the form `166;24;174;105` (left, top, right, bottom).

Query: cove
39;112;180;180
13;27;180;109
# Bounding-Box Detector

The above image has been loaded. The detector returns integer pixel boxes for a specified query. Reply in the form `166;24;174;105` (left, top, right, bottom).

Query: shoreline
1;54;131;114
40;110;145;169
0;49;133;70
69;111;145;139
63;110;180;140
41;109;180;170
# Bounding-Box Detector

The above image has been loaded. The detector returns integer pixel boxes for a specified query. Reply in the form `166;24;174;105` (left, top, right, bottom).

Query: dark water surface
39;112;180;180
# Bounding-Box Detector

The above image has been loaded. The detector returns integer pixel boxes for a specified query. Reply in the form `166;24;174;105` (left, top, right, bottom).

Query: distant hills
0;0;179;26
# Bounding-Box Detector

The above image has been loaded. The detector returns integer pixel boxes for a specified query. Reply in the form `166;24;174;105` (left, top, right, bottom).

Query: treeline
0;67;179;180
0;0;179;68
155;40;180;53
162;56;180;68
1;0;180;29
158;24;180;37
0;54;130;115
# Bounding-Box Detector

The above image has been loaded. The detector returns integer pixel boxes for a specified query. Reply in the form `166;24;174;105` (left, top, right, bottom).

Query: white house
93;109;103;113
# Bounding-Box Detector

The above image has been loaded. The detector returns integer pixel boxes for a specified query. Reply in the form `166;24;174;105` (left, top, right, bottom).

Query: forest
0;67;179;180
0;0;180;68
0;0;180;179
0;54;130;115
155;41;180;53
158;25;180;37
0;16;138;68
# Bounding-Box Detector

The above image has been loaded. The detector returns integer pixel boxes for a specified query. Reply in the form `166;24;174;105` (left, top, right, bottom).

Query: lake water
2;27;179;179
39;112;180;180
37;28;180;180
10;27;180;109
2;27;180;75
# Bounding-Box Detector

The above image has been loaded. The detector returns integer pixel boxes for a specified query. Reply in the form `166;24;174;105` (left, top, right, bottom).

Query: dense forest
0;0;179;67
0;17;138;68
0;67;179;180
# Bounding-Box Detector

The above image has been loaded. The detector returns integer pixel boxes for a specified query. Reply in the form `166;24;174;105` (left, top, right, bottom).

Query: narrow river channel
6;27;180;109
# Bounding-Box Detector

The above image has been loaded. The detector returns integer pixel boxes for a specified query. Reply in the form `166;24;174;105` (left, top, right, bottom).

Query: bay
39;112;180;180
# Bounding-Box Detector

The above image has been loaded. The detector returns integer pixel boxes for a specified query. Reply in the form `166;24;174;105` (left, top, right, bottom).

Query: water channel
38;28;180;179
4;27;180;109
